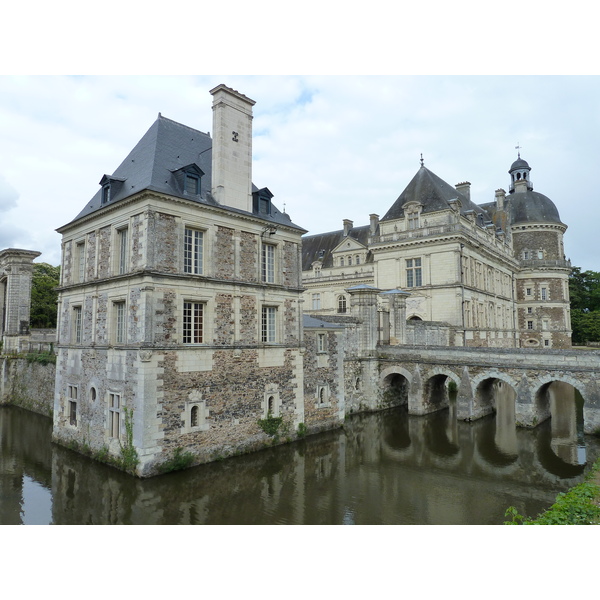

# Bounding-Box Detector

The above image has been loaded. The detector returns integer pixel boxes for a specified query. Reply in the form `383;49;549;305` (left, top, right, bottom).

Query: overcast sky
2;4;599;275
1;74;598;270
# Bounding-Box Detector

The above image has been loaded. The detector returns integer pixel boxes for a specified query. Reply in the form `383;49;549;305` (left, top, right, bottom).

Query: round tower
507;156;572;348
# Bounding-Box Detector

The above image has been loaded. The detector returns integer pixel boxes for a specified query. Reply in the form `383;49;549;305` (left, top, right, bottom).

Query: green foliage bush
30;263;60;329
158;447;195;474
505;459;600;525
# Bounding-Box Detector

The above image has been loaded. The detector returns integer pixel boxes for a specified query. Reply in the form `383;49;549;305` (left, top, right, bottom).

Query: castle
48;84;573;476
302;155;571;349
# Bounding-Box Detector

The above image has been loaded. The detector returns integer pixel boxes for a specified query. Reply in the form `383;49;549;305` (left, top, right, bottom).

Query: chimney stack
210;84;256;212
369;214;379;235
455;181;471;202
343;219;353;236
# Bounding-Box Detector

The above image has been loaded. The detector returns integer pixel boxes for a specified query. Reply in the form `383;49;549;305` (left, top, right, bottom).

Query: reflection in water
1;400;599;525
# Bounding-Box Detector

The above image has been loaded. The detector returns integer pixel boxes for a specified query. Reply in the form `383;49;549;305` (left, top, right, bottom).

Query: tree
569;267;600;344
30;263;60;328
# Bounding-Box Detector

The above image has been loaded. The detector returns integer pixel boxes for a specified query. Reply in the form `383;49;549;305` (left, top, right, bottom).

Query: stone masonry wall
0;357;56;418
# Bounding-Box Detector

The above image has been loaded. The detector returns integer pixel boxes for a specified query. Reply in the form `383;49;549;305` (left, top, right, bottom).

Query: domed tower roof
508;152;533;193
505;155;565;227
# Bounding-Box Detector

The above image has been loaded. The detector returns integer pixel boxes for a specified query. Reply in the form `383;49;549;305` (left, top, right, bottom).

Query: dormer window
253;187;274;216
99;175;126;206
171;164;204;197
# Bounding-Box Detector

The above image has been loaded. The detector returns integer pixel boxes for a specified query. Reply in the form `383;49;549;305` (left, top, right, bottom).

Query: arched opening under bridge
382;372;409;407
534;380;586;466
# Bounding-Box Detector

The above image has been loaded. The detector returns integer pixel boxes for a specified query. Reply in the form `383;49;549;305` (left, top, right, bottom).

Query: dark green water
1;397;598;525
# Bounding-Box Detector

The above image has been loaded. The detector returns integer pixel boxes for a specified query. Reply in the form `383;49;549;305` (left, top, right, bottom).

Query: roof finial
515;143;521;159
420;153;424;167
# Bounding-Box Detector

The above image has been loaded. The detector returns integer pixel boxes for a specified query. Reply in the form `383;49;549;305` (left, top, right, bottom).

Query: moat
2;383;598;525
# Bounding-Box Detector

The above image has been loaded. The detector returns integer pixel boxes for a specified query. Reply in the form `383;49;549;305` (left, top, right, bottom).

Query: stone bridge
359;345;600;434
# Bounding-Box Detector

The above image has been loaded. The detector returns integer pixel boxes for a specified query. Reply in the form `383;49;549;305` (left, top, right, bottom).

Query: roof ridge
157;113;211;138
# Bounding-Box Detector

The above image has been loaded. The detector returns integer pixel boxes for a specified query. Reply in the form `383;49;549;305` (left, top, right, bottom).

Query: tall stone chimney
210;84;256;212
343;219;353;236
455;181;471;202
369;214;379;235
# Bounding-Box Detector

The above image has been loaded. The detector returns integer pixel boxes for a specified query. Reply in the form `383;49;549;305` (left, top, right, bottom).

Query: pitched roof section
67;115;303;231
381;165;490;222
302;224;373;270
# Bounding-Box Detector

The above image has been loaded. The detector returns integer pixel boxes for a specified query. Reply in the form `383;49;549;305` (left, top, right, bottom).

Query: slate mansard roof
302;224;373;271
63;114;303;231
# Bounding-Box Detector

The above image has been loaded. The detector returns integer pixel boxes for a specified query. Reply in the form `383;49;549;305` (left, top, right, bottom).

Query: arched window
355;255;360;265
268;396;275;414
337;295;347;314
319;388;326;404
90;387;96;402
347;256;352;266
190;405;199;427
339;257;344;267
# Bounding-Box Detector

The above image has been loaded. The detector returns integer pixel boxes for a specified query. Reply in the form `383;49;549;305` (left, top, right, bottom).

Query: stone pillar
210;84;256;212
380;289;410;344
0;249;41;353
347;285;381;354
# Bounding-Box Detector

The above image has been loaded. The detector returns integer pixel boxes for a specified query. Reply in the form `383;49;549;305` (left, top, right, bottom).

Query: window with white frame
541;287;548;301
339;256;344;267
73;306;82;343
406;258;422;287
261;243;275;283
183;301;204;344
355;255;361;265
317;332;326;353
526;287;532;296
114;301;126;344
68;385;78;426
312;293;321;310
337;295;347;314
527;320;534;330
261;306;276;343
108;393;121;439
407;211;420;230
184;227;204;275
75;241;85;283
117;227;129;275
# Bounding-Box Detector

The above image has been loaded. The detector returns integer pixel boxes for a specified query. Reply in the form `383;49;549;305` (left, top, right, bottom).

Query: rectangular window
73;306;82;343
262;244;275;283
68;385;78;427
541;287;547;301
183;301;204;344
526;287;532;296
406;258;422;287
185;174;199;195
407;212;419;230
544;339;549;347
312;293;321;310
115;301;126;344
184;228;204;275
109;393;121;439
118;227;129;275
75;242;85;283
317;332;326;353
527;307;533;314
261;306;276;343
527;320;534;330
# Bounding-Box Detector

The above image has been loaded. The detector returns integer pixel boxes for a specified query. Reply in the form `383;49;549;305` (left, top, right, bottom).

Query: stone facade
302;157;571;350
51;85;318;477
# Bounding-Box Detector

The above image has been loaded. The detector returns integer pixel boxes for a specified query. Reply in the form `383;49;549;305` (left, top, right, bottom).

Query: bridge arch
379;366;412;408
469;371;519;419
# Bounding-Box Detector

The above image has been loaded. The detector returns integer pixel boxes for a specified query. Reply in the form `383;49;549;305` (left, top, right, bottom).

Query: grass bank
505;458;600;525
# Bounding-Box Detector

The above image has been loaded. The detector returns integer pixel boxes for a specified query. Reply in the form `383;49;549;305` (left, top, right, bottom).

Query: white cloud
0;75;598;271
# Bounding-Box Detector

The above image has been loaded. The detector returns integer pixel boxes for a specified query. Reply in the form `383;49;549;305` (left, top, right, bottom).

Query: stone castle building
49;84;574;477
302;154;571;349
52;85;351;476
